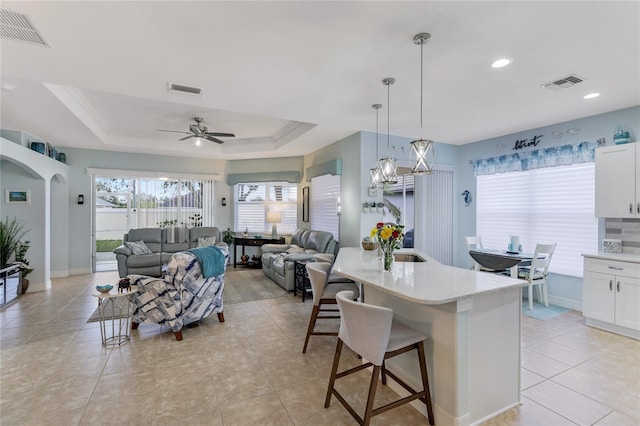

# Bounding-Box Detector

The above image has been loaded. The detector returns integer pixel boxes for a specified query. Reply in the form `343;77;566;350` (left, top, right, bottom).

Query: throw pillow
125;240;152;255
198;236;217;247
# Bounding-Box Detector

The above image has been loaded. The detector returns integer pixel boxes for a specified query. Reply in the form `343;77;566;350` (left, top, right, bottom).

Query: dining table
468;248;538;278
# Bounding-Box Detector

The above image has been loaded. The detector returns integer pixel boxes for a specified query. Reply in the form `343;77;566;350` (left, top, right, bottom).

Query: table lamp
267;211;282;239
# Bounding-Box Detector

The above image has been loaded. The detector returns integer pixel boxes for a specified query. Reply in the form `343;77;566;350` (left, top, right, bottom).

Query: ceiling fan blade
179;135;195;141
190;124;203;135
205;132;235;138
157;129;191;134
204;135;224;144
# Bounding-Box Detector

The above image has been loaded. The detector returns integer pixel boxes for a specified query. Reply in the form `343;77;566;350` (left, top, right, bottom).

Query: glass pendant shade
379;157;398;184
410;138;434;175
369;166;382;189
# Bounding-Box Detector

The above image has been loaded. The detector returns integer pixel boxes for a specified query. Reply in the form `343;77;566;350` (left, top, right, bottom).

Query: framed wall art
302;187;310;222
5;190;30;204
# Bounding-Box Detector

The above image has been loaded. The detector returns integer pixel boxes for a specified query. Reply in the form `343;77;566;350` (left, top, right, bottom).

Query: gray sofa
261;229;337;291
114;226;225;278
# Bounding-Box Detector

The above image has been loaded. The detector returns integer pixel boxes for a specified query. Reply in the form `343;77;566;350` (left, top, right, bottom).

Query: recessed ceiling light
491;58;512;68
584;92;600;99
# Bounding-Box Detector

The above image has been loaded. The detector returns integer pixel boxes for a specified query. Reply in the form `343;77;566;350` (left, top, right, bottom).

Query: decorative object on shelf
96;285;113;293
243;227;249;237
379;78;398;184
613;127;630;145
57;152;66;163
597;137;606;147
461;190;472;206
602;238;622;254
410;32;435;175
369;103;383;189
267;212;282;239
361;237;377;251
30;141;45;154
370;222;404;271
376;202;384;213
118;278;131;293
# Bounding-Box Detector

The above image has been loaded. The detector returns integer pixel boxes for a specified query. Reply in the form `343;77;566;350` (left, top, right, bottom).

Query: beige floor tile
521;368;545;390
552;367;632;409
278;378;346;425
219;391;294;426
153;378;220;424
214;366;274;405
522;380;613;425
594;409;640;426
524;340;592;366
481;396;578;426
81;394;154;426
522;348;573;378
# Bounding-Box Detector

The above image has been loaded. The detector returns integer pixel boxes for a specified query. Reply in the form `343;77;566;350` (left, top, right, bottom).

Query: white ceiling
1;1;638;160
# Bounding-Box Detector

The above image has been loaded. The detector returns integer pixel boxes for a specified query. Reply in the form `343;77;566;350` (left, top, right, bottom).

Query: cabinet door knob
609;280;613;291
608;266;624;271
617;281;620;292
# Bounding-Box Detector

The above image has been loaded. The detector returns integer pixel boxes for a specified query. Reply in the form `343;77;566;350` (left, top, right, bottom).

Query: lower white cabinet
583;256;640;339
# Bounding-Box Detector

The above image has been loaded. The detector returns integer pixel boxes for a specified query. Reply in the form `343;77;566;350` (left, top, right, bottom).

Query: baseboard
50;270;69;278
585;318;640;339
547;295;582;311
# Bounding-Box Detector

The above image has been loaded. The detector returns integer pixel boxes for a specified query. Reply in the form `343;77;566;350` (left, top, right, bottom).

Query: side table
233;235;285;268
92;286;137;347
294;259;314;302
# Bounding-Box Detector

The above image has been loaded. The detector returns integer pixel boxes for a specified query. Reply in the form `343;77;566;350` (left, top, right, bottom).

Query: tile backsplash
605;218;640;255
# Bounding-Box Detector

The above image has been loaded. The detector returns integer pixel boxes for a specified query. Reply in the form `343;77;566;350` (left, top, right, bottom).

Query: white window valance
227;171;301;185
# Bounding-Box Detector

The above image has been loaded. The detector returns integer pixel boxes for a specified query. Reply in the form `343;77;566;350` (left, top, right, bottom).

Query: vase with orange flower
370;222;404;271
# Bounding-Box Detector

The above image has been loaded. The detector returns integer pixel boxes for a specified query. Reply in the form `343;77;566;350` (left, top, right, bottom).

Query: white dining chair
465;235;484;271
519;242;556;311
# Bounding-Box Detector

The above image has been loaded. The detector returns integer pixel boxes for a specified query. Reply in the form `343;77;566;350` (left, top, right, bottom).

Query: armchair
128;246;228;341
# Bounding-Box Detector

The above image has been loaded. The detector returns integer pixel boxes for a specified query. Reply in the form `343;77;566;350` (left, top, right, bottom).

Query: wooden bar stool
325;290;435;426
302;262;360;353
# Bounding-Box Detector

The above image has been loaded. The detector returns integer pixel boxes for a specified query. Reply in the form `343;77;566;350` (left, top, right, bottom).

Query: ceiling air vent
168;83;203;96
542;74;585;91
0;8;50;47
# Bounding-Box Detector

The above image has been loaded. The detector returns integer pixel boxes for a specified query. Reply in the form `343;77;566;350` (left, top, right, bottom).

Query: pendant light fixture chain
369;103;383;189
410;32;434;176
380;77;398;184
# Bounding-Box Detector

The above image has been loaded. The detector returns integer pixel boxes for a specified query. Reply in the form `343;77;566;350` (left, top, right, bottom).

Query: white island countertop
333;247;528;305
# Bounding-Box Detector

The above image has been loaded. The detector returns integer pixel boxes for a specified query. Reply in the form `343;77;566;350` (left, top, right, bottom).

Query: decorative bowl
362;240;377;251
96;285;113;293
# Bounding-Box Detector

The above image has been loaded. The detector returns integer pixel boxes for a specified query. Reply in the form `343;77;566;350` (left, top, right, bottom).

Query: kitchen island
333;247;528;426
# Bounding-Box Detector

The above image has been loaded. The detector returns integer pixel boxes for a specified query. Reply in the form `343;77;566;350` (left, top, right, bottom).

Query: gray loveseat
261;229;337;291
114;226;225;278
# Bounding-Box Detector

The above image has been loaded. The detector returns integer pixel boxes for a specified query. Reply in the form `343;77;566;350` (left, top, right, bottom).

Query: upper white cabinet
595;143;640;218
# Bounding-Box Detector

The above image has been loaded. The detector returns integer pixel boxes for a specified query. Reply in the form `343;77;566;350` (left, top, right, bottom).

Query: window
310;174;341;240
234;182;297;234
476;163;598;277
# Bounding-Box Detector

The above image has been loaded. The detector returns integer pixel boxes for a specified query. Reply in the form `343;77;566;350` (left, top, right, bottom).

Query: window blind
310;174;341;240
414;169;453;265
476;163;598;277
234;182;297;235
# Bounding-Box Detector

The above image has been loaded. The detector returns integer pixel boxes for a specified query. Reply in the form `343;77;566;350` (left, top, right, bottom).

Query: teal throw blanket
188;246;225;278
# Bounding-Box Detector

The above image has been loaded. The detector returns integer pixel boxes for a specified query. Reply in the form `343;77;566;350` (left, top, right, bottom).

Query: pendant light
410;32;434;175
369;103;383;189
379;77;398;184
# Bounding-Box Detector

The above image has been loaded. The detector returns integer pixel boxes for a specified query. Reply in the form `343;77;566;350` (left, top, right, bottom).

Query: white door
595;144;637;217
583;271;615;322
615;275;640;330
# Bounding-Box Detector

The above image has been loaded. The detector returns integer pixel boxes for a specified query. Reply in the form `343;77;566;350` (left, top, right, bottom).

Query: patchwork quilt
129;247;228;332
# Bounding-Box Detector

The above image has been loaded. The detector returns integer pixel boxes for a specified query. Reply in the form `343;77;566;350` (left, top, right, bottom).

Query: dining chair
518;242;556;311
465;235;485;271
325;290;435;426
302;262;360;353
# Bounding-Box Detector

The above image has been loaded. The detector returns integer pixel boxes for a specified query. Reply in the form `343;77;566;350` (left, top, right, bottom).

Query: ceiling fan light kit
157;117;235;144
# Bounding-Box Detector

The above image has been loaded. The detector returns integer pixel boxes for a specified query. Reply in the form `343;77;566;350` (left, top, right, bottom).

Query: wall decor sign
513;135;543;151
5;190;31;204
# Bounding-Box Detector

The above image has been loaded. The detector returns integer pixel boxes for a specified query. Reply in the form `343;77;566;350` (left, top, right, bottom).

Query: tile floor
1;269;638;425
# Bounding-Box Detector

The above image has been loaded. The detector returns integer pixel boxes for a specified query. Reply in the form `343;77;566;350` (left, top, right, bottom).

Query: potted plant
14;240;33;294
0;217;30;267
223;228;235;246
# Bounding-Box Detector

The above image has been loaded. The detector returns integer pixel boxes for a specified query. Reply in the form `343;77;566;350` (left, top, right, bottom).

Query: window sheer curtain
476;163;598;277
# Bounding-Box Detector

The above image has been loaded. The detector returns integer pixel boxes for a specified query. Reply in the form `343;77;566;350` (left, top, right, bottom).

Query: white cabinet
595;143;640;218
583;256;640;339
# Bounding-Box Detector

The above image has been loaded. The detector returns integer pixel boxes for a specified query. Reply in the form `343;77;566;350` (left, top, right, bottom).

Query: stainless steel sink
393;253;426;262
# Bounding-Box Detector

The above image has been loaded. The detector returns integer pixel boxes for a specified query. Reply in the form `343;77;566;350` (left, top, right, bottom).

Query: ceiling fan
157;117;235;144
